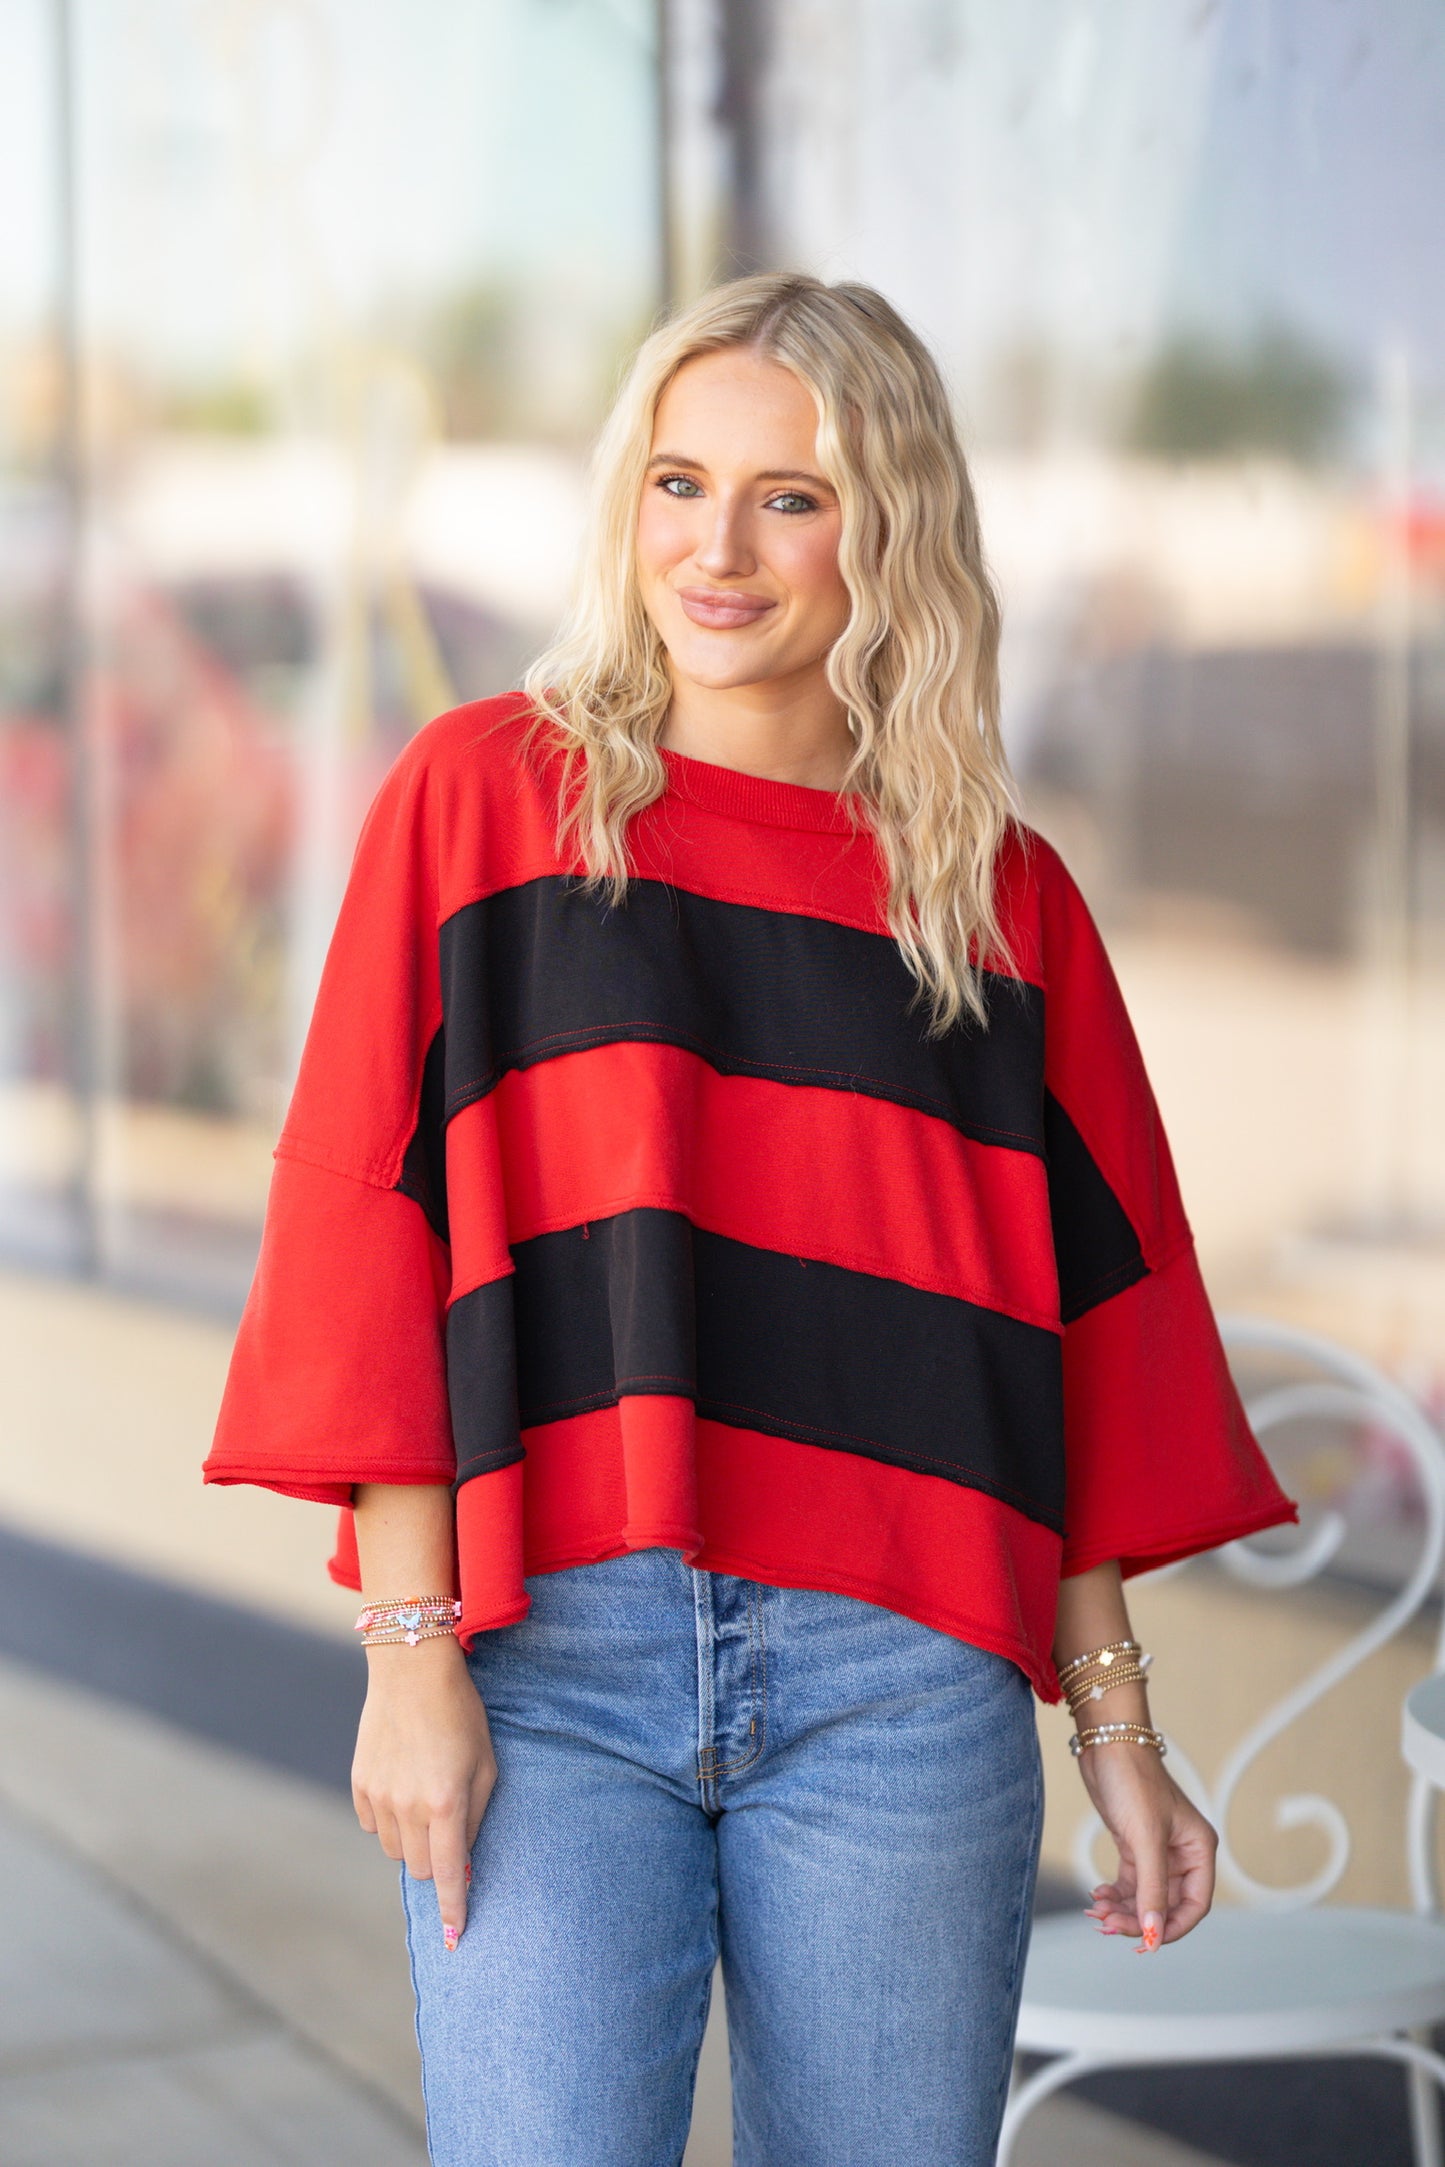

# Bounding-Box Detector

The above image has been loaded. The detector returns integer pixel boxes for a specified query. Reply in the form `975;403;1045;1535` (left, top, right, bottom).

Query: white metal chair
1002;1314;1445;2167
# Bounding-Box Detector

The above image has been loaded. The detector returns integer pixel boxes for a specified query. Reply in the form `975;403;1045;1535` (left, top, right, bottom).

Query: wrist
364;1632;466;1679
1076;1737;1172;1793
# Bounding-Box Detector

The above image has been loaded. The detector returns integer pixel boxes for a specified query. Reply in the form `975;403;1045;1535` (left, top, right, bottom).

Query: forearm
351;1480;464;1687
1052;1557;1151;1727
352;1481;458;1605
1058;1559;1217;1950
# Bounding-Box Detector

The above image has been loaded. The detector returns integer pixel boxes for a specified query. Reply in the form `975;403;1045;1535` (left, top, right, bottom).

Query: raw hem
687;1541;1057;1701
206;1461;456;1501
1061;1493;1302;1582
446;1524;1057;1702
455;1600;531;1643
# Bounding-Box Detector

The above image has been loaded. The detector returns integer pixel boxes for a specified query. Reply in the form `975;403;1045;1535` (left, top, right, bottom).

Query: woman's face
636;348;852;696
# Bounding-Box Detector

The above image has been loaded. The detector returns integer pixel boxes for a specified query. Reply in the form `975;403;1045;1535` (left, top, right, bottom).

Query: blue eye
658;474;703;497
768;492;815;514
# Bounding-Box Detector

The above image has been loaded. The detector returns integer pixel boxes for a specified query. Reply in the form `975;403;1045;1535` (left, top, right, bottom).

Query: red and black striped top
204;691;1298;1700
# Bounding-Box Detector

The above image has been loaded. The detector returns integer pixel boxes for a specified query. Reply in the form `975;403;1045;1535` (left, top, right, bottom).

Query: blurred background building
2;3;1444;2162
4;0;1443;1369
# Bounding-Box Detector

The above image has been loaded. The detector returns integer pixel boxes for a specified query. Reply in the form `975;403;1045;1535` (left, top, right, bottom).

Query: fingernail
464;1862;472;1887
1136;1913;1162;1954
443;1924;459;1953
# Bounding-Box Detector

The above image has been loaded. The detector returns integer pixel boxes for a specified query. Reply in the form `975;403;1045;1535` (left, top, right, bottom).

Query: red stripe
206;1154;455;1494
444;1041;1058;1326
1033;832;1191;1264
1058;1238;1299;1575
439;1399;1066;1700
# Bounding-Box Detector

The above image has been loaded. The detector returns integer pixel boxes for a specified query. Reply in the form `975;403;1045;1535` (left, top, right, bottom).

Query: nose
692;491;757;579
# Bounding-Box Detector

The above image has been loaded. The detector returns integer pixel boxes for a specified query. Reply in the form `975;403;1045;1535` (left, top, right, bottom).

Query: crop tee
203;689;1299;1701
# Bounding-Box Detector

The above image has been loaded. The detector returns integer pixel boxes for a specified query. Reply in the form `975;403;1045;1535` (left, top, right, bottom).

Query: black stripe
1044;1089;1149;1323
435;875;1045;1152
396;1025;450;1241
448;1207;1065;1530
445;1271;523;1474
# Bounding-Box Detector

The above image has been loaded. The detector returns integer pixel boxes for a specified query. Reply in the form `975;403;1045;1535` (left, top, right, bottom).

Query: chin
668;639;776;690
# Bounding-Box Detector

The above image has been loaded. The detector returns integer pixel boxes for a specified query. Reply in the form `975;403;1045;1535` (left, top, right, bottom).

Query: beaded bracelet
1068;1721;1167;1759
361;1623;458;1649
355;1596;462;1647
1057;1637;1145;1687
1066;1660;1153;1713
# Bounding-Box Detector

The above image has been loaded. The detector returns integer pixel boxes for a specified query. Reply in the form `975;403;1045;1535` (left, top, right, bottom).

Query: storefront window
0;0;662;1303
745;0;1445;1581
5;5;1444;1597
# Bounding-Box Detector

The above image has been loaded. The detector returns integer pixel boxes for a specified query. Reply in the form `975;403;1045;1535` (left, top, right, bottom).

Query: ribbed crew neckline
660;744;860;833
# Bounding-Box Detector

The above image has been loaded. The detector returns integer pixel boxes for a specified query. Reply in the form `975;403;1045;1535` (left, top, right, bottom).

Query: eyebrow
645;452;833;492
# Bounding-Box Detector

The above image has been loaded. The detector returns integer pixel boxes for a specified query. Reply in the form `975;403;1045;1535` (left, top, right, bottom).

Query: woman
205;272;1298;2166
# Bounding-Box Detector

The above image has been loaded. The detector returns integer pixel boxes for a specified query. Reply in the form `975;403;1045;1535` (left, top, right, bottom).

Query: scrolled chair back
1069;1313;1445;1915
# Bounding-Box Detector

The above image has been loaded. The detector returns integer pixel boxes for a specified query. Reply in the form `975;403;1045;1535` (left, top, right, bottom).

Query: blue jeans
402;1545;1044;2166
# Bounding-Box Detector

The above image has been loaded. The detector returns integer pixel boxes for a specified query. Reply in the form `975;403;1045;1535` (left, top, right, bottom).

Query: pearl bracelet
1068;1721;1167;1758
1057;1637;1148;1686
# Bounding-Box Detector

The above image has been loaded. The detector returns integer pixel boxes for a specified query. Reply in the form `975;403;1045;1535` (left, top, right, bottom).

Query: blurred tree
1126;320;1353;464
424;277;521;439
157;379;273;436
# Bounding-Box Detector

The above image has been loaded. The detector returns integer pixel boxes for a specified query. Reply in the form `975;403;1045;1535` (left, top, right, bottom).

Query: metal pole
53;0;99;1275
714;0;769;275
654;0;675;313
1367;331;1415;1239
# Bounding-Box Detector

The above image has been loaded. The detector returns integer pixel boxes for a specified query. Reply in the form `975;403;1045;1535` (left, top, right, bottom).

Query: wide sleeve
203;732;456;1512
1034;839;1300;1578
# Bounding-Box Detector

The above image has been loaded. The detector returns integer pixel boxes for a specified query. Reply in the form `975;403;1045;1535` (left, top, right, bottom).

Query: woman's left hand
1076;1743;1217;1953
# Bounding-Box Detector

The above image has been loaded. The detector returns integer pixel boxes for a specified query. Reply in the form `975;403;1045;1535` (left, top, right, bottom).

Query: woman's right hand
352;1634;498;1950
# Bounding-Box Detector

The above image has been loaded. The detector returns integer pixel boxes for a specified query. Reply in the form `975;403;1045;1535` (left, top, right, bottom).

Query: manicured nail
443;1924;459;1952
1136;1913;1162;1954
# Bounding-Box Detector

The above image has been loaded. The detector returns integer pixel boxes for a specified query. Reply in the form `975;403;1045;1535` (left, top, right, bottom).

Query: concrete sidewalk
0;1651;1219;2167
0;1654;427;2164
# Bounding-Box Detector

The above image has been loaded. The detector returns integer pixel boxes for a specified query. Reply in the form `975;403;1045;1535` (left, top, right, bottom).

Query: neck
659;669;855;792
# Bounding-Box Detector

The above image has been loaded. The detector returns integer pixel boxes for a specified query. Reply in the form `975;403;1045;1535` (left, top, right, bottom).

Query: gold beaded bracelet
1066;1660;1153;1713
1068;1721;1167;1759
1057;1637;1145;1686
360;1622;460;1649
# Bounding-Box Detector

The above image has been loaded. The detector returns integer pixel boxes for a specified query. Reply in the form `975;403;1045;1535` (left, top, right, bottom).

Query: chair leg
1341;2037;1445;2167
1003;2038;1445;2167
1407;2032;1445;2167
997;2050;1114;2167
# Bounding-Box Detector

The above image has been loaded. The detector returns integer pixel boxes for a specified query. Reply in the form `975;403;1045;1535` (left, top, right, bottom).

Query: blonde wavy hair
520;270;1031;1034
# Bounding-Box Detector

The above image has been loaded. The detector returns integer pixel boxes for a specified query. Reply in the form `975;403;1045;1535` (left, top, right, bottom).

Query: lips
676;587;777;630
